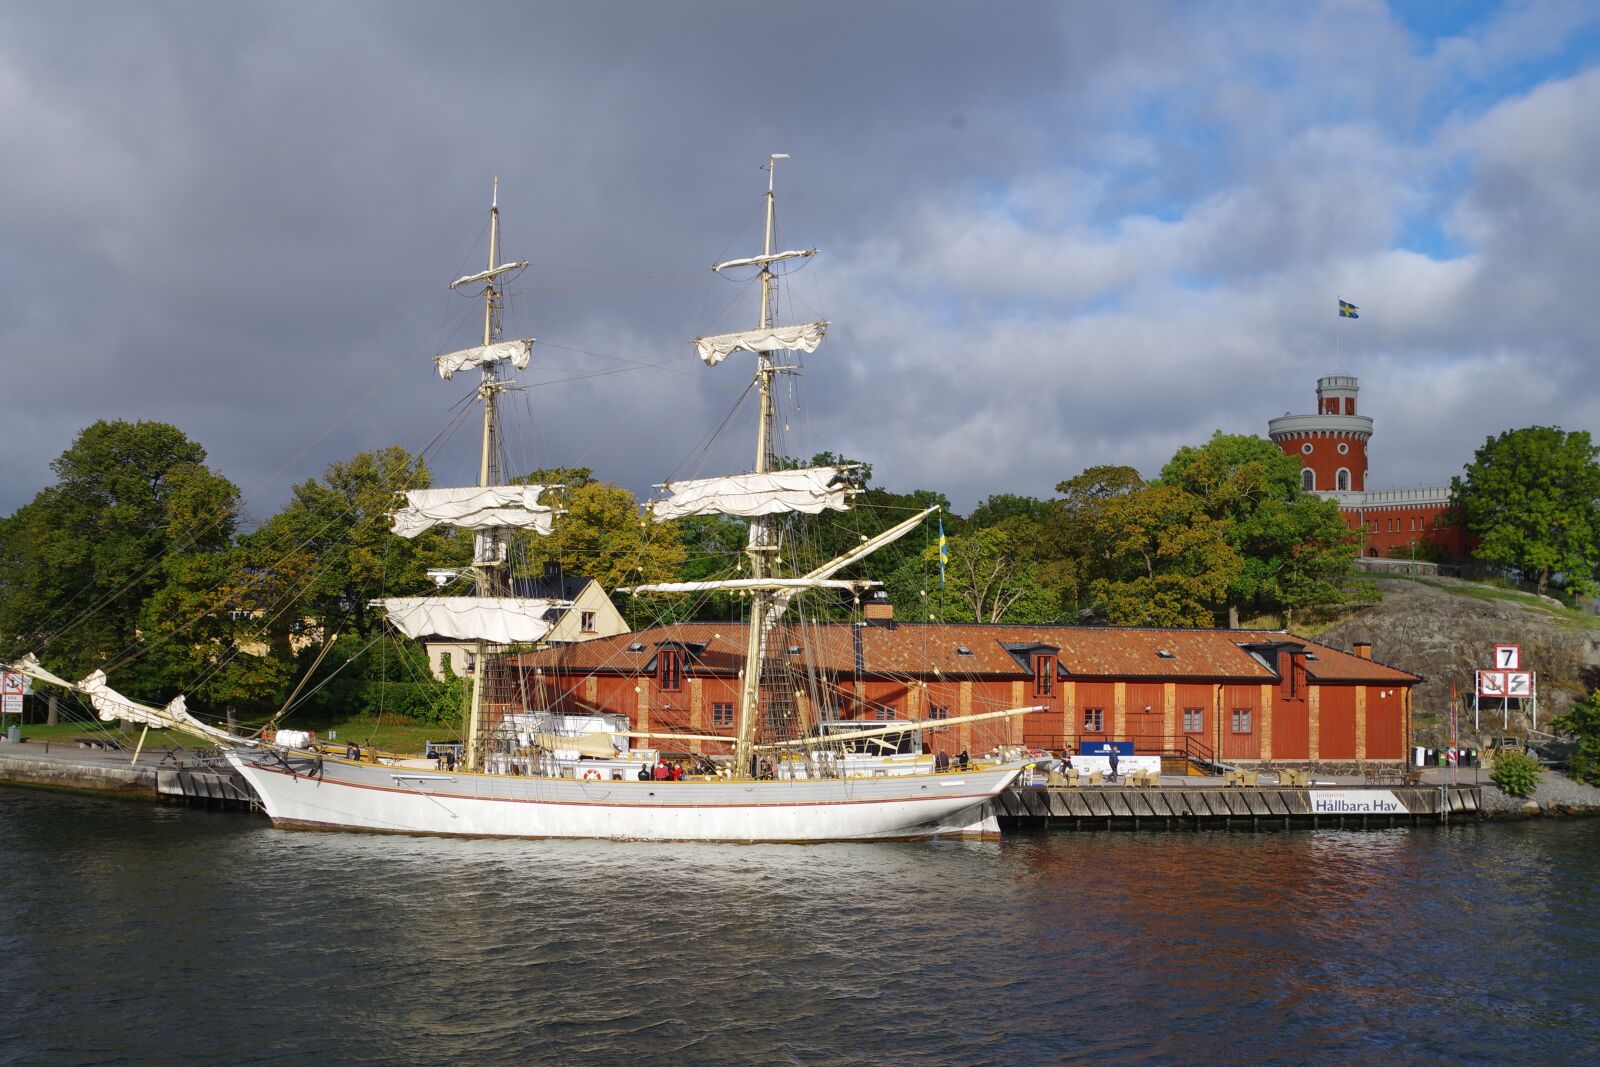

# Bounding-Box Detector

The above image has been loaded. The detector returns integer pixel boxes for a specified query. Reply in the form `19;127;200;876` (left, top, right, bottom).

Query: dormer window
1032;654;1055;697
659;649;683;692
955;646;972;656
626;643;645;653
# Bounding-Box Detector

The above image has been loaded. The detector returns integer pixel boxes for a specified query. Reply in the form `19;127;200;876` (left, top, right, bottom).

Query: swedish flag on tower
1338;299;1359;319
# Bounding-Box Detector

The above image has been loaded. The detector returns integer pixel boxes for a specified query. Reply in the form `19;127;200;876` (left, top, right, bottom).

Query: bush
1490;749;1542;798
1567;741;1600;788
1551;692;1600;788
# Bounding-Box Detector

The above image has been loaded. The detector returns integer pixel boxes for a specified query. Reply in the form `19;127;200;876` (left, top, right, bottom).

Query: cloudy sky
3;1;1598;523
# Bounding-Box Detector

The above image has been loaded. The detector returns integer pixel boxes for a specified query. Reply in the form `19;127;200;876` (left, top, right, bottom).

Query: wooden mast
464;177;513;772
733;154;788;778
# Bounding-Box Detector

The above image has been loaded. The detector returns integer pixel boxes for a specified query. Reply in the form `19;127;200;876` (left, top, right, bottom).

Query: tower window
1301;442;1313;455
1344;398;1355;415
1301;468;1315;492
1336;468;1350;491
1337;442;1349;455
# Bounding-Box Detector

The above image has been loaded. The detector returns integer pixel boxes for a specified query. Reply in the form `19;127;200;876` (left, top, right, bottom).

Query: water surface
1;791;1595;1065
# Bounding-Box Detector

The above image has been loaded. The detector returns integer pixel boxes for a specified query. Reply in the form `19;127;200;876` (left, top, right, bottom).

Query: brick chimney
1353;641;1372;661
864;592;894;622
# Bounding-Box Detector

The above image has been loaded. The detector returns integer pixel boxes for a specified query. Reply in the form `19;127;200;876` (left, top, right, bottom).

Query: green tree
969;492;1053;528
1452;427;1600;596
0;420;240;692
898;525;1058;623
662;513;748;621
1550;691;1600;787
517;474;685;593
294;633;464;726
1087;484;1243;627
251;446;460;640
1160;432;1357;625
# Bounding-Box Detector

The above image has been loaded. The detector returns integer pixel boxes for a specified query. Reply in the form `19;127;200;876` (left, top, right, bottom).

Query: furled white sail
649;467;852;521
378;597;558;643
622;578;878;595
435;338;534;380
10;653;74;690
77;670;242;746
693;322;827;366
711;249;816;273
391;485;554;538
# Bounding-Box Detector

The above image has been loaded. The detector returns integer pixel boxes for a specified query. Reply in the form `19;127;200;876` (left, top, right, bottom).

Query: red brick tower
1267;373;1468;559
1267;374;1370;494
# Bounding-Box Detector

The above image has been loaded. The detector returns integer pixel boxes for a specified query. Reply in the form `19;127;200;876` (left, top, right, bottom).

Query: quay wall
0;751;158;800
997;783;1483;830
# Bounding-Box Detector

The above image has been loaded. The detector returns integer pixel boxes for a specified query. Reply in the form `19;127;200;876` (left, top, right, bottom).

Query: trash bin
1437;750;1448;766
1413;746;1427;767
6;724;18;743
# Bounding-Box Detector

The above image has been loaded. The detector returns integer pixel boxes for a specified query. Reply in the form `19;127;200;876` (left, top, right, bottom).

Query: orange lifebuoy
581;768;601;780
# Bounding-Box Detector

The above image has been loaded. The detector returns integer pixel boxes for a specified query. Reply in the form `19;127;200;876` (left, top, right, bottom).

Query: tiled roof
504;621;1419;685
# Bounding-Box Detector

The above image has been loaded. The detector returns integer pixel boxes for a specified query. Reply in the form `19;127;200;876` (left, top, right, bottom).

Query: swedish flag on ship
938;517;948;590
1339;299;1359;319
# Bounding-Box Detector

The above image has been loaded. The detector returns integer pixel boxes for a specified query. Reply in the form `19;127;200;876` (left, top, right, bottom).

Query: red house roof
504;622;1419;686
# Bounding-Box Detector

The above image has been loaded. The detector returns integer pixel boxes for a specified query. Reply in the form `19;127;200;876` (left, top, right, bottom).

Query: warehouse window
1032;655;1054;696
659;649;683;691
929;705;950;720
1083;707;1104;732
711;702;734;728
1183;708;1203;733
1231;708;1252;734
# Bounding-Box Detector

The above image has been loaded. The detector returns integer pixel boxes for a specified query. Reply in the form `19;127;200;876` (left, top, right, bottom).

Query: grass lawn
18;721;204;751
309;718;461;754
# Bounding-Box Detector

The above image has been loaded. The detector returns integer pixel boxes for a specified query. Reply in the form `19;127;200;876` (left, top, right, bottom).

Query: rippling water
1;791;1596;1066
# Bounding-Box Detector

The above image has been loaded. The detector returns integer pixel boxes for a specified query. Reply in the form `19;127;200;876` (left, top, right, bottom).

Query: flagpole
1334;294;1342;372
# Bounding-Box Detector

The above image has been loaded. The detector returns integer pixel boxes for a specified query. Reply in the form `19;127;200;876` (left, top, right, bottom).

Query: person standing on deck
1108;747;1119;782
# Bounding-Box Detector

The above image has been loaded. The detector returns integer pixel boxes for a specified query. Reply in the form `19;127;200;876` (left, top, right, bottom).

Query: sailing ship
8;161;1036;841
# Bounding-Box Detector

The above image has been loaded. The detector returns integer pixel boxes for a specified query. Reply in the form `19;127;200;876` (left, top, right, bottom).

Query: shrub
1551;692;1600;788
1490;749;1542;798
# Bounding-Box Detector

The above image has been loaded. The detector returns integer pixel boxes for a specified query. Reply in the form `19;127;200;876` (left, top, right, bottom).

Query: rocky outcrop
1313;576;1600;745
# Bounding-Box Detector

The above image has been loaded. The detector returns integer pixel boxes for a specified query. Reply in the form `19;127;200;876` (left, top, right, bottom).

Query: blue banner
1078;741;1134;756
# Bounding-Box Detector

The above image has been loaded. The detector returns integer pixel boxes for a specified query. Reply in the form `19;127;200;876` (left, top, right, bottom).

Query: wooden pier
997;782;1482;830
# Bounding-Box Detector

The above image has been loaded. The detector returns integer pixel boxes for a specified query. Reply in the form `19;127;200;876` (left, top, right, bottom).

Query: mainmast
734;154;790;777
459;177;527;771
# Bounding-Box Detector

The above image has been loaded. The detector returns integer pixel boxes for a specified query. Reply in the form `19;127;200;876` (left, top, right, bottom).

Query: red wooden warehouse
491;621;1419;769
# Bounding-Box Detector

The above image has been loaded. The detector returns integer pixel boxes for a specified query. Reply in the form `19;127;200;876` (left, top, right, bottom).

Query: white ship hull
225;749;1020;842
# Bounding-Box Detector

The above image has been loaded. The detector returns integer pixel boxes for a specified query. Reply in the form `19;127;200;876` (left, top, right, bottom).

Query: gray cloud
1;2;1597;523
